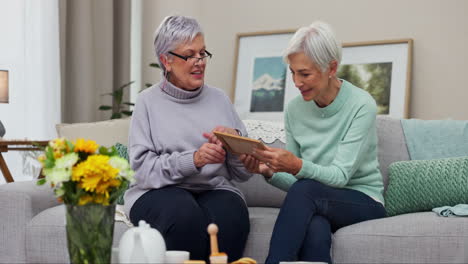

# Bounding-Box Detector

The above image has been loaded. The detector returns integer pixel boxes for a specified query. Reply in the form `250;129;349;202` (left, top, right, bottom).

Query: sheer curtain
0;0;62;182
59;0;131;123
24;0;61;140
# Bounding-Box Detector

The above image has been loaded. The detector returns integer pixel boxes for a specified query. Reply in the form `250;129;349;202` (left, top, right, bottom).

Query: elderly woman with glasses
124;15;252;262
241;21;386;264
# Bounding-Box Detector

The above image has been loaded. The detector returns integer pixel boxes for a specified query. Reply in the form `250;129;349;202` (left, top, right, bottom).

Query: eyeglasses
168;50;212;64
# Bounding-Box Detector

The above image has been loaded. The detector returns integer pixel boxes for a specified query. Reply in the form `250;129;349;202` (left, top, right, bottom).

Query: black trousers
130;186;250;262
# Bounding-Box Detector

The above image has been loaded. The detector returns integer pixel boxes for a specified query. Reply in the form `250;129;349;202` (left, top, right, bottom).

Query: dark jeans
265;179;386;264
130;187;250;263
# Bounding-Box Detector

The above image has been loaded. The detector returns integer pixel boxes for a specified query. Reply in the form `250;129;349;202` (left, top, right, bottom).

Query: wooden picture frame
232;30;295;122
339;39;413;118
232;31;413;120
213;131;265;155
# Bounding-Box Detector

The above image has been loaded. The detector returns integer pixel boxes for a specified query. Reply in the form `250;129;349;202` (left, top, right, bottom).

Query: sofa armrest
0;180;58;263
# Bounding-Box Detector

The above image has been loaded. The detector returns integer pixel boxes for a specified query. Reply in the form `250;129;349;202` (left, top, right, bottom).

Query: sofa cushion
375;115;410;191
243;207;279;263
114;142;129;161
234;139;287;208
26;205;67;263
384;156;468;216
56;118;131;147
25;204;278;264
332;212;468;263
25;204;130;263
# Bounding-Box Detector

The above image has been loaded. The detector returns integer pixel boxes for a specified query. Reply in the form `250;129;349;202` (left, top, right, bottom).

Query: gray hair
153;15;204;73
284;21;342;72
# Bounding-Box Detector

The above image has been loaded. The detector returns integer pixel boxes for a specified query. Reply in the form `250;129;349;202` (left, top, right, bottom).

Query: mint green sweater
269;80;384;204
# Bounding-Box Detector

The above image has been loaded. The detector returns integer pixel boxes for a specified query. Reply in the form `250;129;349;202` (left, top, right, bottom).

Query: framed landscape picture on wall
232;30;297;121
339;39;413;118
233;32;413;121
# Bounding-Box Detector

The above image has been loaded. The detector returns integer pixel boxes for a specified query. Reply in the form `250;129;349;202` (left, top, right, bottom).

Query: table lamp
0;70;8;104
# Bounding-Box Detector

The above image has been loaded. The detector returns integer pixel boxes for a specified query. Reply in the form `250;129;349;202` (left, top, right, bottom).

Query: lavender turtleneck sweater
123;78;253;217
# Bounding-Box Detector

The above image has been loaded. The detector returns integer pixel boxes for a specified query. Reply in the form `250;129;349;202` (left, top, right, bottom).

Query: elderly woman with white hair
124;15;252;262
241;21;386;264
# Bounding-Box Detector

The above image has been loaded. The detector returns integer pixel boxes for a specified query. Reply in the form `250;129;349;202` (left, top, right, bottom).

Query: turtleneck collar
310;79;351;118
159;76;203;100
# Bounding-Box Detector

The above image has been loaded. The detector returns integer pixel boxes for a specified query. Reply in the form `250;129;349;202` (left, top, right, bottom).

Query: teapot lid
138;220;152;229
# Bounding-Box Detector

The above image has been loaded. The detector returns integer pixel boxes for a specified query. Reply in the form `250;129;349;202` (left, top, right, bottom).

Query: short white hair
153;15;203;73
284;21;342;72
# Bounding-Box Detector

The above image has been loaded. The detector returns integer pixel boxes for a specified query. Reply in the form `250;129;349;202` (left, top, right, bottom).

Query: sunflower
74;138;99;154
72;155;120;202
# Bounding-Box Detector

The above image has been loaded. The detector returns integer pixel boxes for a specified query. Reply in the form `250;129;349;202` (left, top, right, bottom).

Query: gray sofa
1;116;467;263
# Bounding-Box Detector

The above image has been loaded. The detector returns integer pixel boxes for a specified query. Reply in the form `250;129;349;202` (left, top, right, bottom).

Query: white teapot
119;220;166;263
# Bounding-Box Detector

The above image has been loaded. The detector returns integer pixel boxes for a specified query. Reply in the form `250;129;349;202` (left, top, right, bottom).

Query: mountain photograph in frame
0;70;8;104
250;56;286;112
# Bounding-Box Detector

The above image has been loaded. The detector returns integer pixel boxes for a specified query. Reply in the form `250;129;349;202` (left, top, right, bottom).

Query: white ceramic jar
119;220;166;263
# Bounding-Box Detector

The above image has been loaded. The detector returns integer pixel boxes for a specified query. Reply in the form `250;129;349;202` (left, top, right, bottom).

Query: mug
165;250;190;264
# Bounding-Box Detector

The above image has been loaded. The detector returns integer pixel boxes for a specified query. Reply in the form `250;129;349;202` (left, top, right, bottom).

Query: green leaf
145;83;153;88
37;178;46;185
122;102;135;106
149;63;160;68
98;105;112;110
45;147;54;159
45;159;55;169
98;146;117;156
44;147;55;168
66;140;75;152
108;146;118;156
118;81;135;90
121;111;132;116
111;113;122;119
114;90;123;105
98;146;109;155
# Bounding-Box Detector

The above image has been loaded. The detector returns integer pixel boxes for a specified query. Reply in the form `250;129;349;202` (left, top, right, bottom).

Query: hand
193;143;226;168
203;126;239;147
239;154;274;179
252;146;302;175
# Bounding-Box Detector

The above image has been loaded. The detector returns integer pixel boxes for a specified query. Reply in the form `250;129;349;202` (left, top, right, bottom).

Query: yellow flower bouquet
37;138;134;264
37;138;134;205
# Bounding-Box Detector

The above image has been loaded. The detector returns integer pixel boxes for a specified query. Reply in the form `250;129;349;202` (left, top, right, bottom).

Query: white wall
0;0;61;183
139;0;468;120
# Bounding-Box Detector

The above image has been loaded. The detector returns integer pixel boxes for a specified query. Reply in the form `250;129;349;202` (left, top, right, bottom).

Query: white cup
280;261;327;264
165;250;190;264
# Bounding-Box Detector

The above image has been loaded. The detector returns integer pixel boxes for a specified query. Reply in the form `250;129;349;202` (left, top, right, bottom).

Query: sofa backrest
56;118;131;146
55;115;409;208
235;115;411;207
375;115;410;191
233;140;287;208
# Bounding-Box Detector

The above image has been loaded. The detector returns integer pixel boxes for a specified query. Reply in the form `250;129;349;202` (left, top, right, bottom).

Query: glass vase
65;203;116;264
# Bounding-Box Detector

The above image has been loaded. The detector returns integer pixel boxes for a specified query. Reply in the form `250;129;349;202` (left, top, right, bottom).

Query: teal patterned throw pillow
114;143;129;205
384;156;468;216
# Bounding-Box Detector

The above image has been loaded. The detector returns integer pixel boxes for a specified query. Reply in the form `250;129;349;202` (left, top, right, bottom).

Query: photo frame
232;32;412;120
339;39;413;118
213;131;265;155
232;30;296;121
